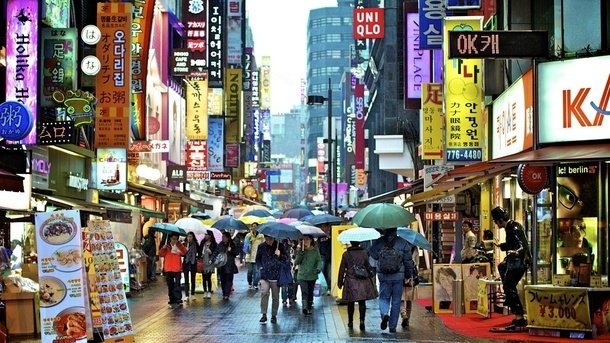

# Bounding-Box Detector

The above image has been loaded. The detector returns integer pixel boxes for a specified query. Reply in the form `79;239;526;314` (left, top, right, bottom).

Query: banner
207;0;224;86
207;88;223;116
41;28;77;107
183;0;207;77
419;0;445;49
443;17;483;162
421;83;444;159
35;210;89;343
6;0;39;144
186;140;208;171
208;117;225;171
405;12;431;108
224;68;242;118
186;80;209;140
131;0;154;140
226;0;243;65
525;286;591;330
259;58;271;109
225;144;239;168
354;84;365;169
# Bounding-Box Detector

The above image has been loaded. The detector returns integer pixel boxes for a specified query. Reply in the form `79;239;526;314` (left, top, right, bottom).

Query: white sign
538;55;610;143
81;55;101;76
423;165;456;204
81;25;101;45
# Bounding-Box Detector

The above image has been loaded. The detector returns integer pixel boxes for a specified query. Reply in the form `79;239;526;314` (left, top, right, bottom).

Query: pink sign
6;0;39;144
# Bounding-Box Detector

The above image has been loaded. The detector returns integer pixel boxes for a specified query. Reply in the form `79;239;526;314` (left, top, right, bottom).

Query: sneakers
259;314;268;324
380;314;390;330
271;316;277;324
205;292;212;298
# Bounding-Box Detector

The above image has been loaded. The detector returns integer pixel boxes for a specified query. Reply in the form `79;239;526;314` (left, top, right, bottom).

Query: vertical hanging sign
224;68;242;118
421;83;444;159
207;0;224;86
226;0;243;65
131;0;155;140
6;0;39;144
186;80;209;140
207;118;225;171
41;28;77;108
183;0;207;78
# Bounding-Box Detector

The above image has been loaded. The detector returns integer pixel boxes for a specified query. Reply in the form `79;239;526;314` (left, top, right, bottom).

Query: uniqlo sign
353;8;384;39
186;140;208;170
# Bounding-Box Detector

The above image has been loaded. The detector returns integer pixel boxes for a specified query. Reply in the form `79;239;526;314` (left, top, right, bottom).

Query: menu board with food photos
87;220;134;342
35;210;89;343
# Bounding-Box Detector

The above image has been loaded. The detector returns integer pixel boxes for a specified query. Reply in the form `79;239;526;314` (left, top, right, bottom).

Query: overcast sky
246;0;337;114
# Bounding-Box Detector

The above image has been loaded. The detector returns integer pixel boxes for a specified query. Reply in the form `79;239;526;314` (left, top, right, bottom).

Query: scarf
185;241;197;264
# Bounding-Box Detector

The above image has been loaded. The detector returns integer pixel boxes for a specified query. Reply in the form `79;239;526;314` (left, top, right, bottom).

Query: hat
491;207;509;222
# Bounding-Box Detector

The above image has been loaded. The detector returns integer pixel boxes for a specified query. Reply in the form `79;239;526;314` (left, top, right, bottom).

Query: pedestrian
491;207;531;332
200;230;217;298
158;232;187;305
280;239;297;306
182;231;199;300
368;228;414;333
256;235;288;324
337;241;377;331
400;244;419;329
317;223;332;295
294;235;323;315
142;229;157;281
215;231;239;300
245;223;265;290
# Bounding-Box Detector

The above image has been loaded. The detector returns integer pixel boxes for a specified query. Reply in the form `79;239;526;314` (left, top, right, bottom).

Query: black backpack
377;236;403;274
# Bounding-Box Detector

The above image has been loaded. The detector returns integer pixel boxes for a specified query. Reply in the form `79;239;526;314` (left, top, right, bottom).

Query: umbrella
175;217;208;234
242;209;272;218
239;215;270;225
397;227;432;251
190;211;211;220
352;203;415;229
212;217;249;232
277;217;298;224
337;227;381;243
241;204;270;213
256;222;303;241
282;208;313;220
150;223;187;236
307;214;344;226
344;210;358;219
294;224;327;238
205;227;223;243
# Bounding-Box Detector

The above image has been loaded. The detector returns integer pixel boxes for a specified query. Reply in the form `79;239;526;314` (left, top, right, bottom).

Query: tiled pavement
15;263;519;343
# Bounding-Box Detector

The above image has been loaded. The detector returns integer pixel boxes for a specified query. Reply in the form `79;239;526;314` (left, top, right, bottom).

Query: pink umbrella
278;217;298;224
197;227;222;243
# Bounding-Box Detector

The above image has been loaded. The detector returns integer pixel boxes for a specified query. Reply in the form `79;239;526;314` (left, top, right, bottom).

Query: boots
401;301;412;328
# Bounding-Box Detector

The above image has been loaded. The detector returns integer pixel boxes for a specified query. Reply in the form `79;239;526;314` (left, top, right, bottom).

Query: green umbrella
352;203;416;229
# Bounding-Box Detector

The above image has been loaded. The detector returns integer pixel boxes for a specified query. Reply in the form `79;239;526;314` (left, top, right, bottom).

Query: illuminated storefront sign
405;12;431;108
96;148;127;191
207;0;224;86
183;0;207;77
226;0;243;65
41;28;77;108
224;68;242;118
186;80;209;140
208;118;224;172
421;83;444;160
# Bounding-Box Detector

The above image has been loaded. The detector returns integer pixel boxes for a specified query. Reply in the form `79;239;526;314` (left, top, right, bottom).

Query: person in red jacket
159;232;187;305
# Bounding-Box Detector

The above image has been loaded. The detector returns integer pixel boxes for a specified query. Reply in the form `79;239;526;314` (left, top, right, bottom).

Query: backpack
377;236;403;274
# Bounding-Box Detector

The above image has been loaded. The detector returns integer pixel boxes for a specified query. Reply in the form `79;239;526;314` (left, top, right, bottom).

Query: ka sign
353;8;384;39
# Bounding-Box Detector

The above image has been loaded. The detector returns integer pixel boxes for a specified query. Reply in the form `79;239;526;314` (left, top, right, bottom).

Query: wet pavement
14;263;527;342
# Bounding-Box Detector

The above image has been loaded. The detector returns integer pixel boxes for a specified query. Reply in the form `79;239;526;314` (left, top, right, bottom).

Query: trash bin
452;279;464;316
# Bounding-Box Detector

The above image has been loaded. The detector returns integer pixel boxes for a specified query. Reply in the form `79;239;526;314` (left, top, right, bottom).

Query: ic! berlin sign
449;31;548;59
353;8;384;39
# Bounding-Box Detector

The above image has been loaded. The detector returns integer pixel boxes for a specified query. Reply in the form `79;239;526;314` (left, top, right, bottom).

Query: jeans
219;273;234;297
202;272;213;293
260;279;280;316
322;259;331;290
147;256;156;280
498;261;526;315
379;280;403;329
299;280;316;310
165;271;182;303
281;284;294;302
247;262;260;287
183;263;197;295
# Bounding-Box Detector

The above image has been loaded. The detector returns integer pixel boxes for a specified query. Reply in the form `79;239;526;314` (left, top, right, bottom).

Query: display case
536;190;553;284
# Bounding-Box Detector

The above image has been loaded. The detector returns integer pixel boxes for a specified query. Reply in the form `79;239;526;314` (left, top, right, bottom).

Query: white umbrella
337;227;381;243
175;217;208;234
294;224;327;238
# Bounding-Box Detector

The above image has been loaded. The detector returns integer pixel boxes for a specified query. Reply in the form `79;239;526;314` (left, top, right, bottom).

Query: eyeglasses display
557;184;584;210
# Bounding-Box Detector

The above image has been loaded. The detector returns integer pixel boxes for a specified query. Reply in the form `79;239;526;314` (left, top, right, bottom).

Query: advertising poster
208;118;224;171
433;264;462;313
525;286;590;330
35;210;89;343
41;28;77;108
443;16;483;162
88;220;134;342
96;148;127;191
461;263;490;313
82;226;103;332
226;0;243;65
476;279;489;317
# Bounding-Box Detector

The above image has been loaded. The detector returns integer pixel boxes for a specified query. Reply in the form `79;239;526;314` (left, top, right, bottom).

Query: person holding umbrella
215;231;239;300
200;230;217;298
245;222;265;290
158;232;187;305
256;235;289;324
182;231;199;300
294;235;323;316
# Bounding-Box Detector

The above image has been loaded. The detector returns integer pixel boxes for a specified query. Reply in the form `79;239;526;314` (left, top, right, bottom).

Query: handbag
212;252;227;268
348;252;372;279
196;258;204;273
278;261;293;287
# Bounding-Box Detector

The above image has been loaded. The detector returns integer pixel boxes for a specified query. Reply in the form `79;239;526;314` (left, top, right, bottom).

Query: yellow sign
259;57;271;109
525;286;591;330
443;17;483;162
331;224;356;299
207;88;223;116
224;68;242;118
421;83;444;160
477;279;489;317
186;80;208;140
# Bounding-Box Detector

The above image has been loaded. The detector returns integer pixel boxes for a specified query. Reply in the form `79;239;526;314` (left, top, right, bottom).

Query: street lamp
307;77;333;214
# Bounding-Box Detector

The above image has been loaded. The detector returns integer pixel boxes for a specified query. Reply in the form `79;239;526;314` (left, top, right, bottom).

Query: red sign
517;164;548;194
423;211;459;221
225;143;239;168
353;8;384;39
354;84;365;169
186;140;208;170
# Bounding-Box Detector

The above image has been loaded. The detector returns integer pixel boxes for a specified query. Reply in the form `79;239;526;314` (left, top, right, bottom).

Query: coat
158;242;187;273
256;241;288;281
337;246;378;302
216;240;239;275
294;247;323;282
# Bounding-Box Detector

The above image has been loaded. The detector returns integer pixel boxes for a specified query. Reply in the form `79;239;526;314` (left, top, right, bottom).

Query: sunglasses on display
558;184;584;209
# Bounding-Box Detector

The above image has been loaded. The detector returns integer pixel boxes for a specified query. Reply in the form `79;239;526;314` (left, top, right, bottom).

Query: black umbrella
307;214;344;226
256;222;303;240
212;217;249;232
282;208;313;220
242;209;272;218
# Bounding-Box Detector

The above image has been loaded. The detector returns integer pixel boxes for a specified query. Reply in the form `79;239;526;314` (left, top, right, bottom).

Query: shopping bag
196;258;204;273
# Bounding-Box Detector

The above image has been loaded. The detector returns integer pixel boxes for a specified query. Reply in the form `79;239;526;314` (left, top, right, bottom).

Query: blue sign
419;0;446;49
446;0;481;10
0;101;34;141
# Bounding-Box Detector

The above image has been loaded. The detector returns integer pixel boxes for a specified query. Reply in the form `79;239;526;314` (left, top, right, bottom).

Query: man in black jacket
492;207;530;331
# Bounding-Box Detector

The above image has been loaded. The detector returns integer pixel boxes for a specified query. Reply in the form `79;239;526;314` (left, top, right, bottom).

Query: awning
99;199;166;219
0;168;24;192
432;161;516;184
359;179;424;207
410;173;499;205
127;181;181;200
41;194;106;215
490;143;610;164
